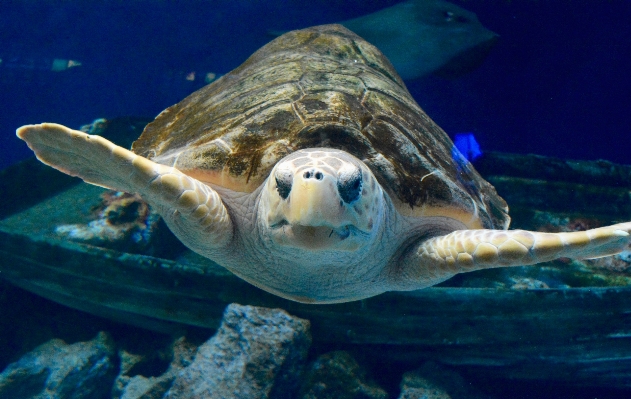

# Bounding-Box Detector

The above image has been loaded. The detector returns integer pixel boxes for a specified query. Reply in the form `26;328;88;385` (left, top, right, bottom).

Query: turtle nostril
303;169;324;180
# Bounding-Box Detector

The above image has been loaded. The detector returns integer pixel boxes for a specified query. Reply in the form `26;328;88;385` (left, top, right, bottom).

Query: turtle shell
132;24;509;230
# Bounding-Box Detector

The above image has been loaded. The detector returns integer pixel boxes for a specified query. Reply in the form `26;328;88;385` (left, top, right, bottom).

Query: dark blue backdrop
1;0;630;170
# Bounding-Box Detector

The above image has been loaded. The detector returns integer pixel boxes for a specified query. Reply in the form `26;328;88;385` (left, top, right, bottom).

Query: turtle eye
275;169;293;200
337;168;362;204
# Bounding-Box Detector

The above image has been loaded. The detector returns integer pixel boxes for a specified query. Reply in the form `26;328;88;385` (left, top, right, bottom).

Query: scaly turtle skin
17;25;631;303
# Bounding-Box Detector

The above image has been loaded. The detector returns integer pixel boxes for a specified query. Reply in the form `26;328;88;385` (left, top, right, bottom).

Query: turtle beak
286;168;344;227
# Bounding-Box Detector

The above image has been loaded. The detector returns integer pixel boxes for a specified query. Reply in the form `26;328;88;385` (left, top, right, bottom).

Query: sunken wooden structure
1;131;631;387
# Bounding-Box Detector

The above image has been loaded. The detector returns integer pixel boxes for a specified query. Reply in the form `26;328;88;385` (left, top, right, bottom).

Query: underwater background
1;0;630;169
2;1;631;399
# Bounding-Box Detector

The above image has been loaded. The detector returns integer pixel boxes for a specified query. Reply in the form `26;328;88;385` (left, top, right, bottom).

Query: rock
398;362;488;399
165;303;311;399
114;336;198;399
79;118;109;135
0;331;116;399
299;351;388;399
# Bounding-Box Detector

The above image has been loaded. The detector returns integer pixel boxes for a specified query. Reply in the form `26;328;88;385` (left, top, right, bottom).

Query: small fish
0;56;82;72
341;0;498;79
452;132;482;162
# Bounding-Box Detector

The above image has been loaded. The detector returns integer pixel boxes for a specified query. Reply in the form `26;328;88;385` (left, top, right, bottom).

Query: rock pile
0;302;488;399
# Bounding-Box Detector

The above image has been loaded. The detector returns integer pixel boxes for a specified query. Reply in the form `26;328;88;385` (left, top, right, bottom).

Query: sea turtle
17;25;631;303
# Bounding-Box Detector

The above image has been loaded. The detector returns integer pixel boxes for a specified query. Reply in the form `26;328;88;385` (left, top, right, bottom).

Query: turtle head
261;149;384;251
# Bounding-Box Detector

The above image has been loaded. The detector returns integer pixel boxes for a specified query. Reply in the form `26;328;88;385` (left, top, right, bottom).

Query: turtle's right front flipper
396;223;631;289
17;123;233;252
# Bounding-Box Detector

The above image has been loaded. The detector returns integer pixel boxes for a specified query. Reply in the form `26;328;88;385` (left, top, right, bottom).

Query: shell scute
300;72;365;98
294;91;371;129
357;71;414;109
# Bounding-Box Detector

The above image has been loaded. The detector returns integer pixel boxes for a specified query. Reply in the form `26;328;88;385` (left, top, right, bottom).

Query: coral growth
55;190;163;254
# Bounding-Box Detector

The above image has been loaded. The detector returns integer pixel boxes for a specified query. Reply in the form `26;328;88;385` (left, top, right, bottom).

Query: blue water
1;1;630;170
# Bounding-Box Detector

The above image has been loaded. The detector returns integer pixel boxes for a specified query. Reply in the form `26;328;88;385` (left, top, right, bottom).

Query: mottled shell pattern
132;24;509;230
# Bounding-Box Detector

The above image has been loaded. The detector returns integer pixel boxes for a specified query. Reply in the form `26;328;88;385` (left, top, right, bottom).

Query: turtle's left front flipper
396;223;631;289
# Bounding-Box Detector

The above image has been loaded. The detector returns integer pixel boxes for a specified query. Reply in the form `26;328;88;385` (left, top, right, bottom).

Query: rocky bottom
1;282;628;399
